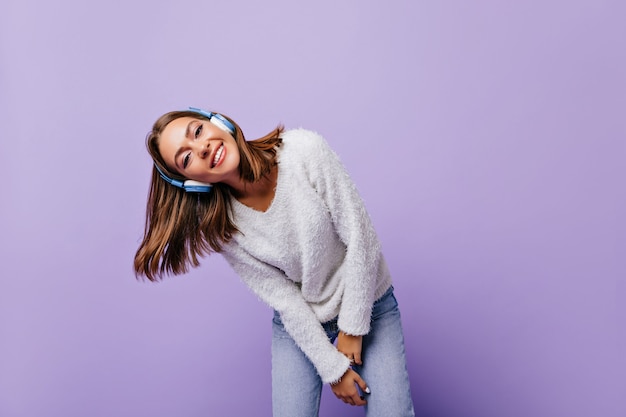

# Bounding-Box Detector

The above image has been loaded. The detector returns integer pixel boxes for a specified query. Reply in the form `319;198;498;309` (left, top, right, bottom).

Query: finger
352;393;366;406
354;352;362;366
355;374;370;395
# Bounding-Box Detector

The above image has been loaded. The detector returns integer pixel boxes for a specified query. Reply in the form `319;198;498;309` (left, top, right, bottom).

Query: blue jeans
271;286;415;417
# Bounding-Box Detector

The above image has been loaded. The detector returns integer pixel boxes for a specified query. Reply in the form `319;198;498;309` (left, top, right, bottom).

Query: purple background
1;1;625;416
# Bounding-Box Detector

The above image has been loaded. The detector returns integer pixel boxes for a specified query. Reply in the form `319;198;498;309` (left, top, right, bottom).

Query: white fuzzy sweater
221;128;392;384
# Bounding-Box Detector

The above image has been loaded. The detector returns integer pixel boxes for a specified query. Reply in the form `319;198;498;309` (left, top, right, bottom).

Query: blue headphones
155;107;236;193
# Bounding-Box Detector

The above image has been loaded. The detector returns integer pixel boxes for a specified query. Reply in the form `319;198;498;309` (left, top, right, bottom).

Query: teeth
213;145;223;166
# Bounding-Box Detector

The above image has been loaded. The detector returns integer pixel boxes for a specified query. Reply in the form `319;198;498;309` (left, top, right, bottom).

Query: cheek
228;142;241;165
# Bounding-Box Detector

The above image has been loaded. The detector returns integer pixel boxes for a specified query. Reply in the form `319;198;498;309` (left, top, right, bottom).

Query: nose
194;141;210;159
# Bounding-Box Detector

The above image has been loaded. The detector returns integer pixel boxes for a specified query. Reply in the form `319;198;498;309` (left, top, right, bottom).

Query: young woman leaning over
134;107;414;417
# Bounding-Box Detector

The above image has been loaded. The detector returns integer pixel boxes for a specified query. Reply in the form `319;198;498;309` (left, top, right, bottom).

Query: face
158;116;241;186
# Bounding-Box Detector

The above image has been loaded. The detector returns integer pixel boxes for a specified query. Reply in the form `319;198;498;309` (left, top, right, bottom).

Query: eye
194;124;203;138
183;153;191;169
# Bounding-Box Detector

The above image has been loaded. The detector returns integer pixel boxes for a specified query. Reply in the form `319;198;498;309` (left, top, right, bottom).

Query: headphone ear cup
210;117;234;135
183;180;212;193
188;107;235;135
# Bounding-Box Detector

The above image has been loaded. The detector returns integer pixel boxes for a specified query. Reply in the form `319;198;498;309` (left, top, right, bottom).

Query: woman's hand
330;368;370;406
337;331;363;365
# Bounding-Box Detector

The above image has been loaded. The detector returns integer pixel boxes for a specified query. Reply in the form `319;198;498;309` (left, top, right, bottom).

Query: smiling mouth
211;144;224;168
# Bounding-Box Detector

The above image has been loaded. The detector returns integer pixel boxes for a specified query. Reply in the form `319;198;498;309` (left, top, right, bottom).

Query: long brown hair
134;110;283;281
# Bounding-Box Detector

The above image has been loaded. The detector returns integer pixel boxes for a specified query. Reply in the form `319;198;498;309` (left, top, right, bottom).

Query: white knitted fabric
221;128;392;384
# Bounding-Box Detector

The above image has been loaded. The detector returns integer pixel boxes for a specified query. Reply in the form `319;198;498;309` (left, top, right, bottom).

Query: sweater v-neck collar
231;163;282;215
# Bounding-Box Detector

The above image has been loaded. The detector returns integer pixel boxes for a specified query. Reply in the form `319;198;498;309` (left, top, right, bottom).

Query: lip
210;143;225;168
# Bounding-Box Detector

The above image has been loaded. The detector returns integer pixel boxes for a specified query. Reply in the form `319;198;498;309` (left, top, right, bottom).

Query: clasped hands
330;331;370;406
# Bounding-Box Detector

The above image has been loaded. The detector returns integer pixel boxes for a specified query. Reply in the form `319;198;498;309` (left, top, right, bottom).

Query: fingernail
365;387;371;394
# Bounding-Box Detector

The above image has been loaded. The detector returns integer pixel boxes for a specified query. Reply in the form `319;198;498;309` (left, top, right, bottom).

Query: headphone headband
153;106;233;193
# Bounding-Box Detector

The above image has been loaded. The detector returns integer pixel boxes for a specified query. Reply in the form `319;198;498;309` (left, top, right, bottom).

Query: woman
134;107;415;417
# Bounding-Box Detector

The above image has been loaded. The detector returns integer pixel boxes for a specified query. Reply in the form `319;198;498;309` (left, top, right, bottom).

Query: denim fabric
271;287;415;417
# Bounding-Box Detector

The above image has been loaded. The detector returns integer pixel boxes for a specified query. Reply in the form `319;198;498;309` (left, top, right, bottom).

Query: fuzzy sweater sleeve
221;245;352;384
301;131;384;336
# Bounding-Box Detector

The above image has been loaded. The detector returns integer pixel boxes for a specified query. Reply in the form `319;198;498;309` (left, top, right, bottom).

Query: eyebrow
173;121;197;170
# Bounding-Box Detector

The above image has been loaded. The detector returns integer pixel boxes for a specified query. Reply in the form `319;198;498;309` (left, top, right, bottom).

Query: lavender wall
1;1;624;416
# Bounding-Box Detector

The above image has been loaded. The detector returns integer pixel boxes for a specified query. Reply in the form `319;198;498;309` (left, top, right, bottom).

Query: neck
227;166;278;212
